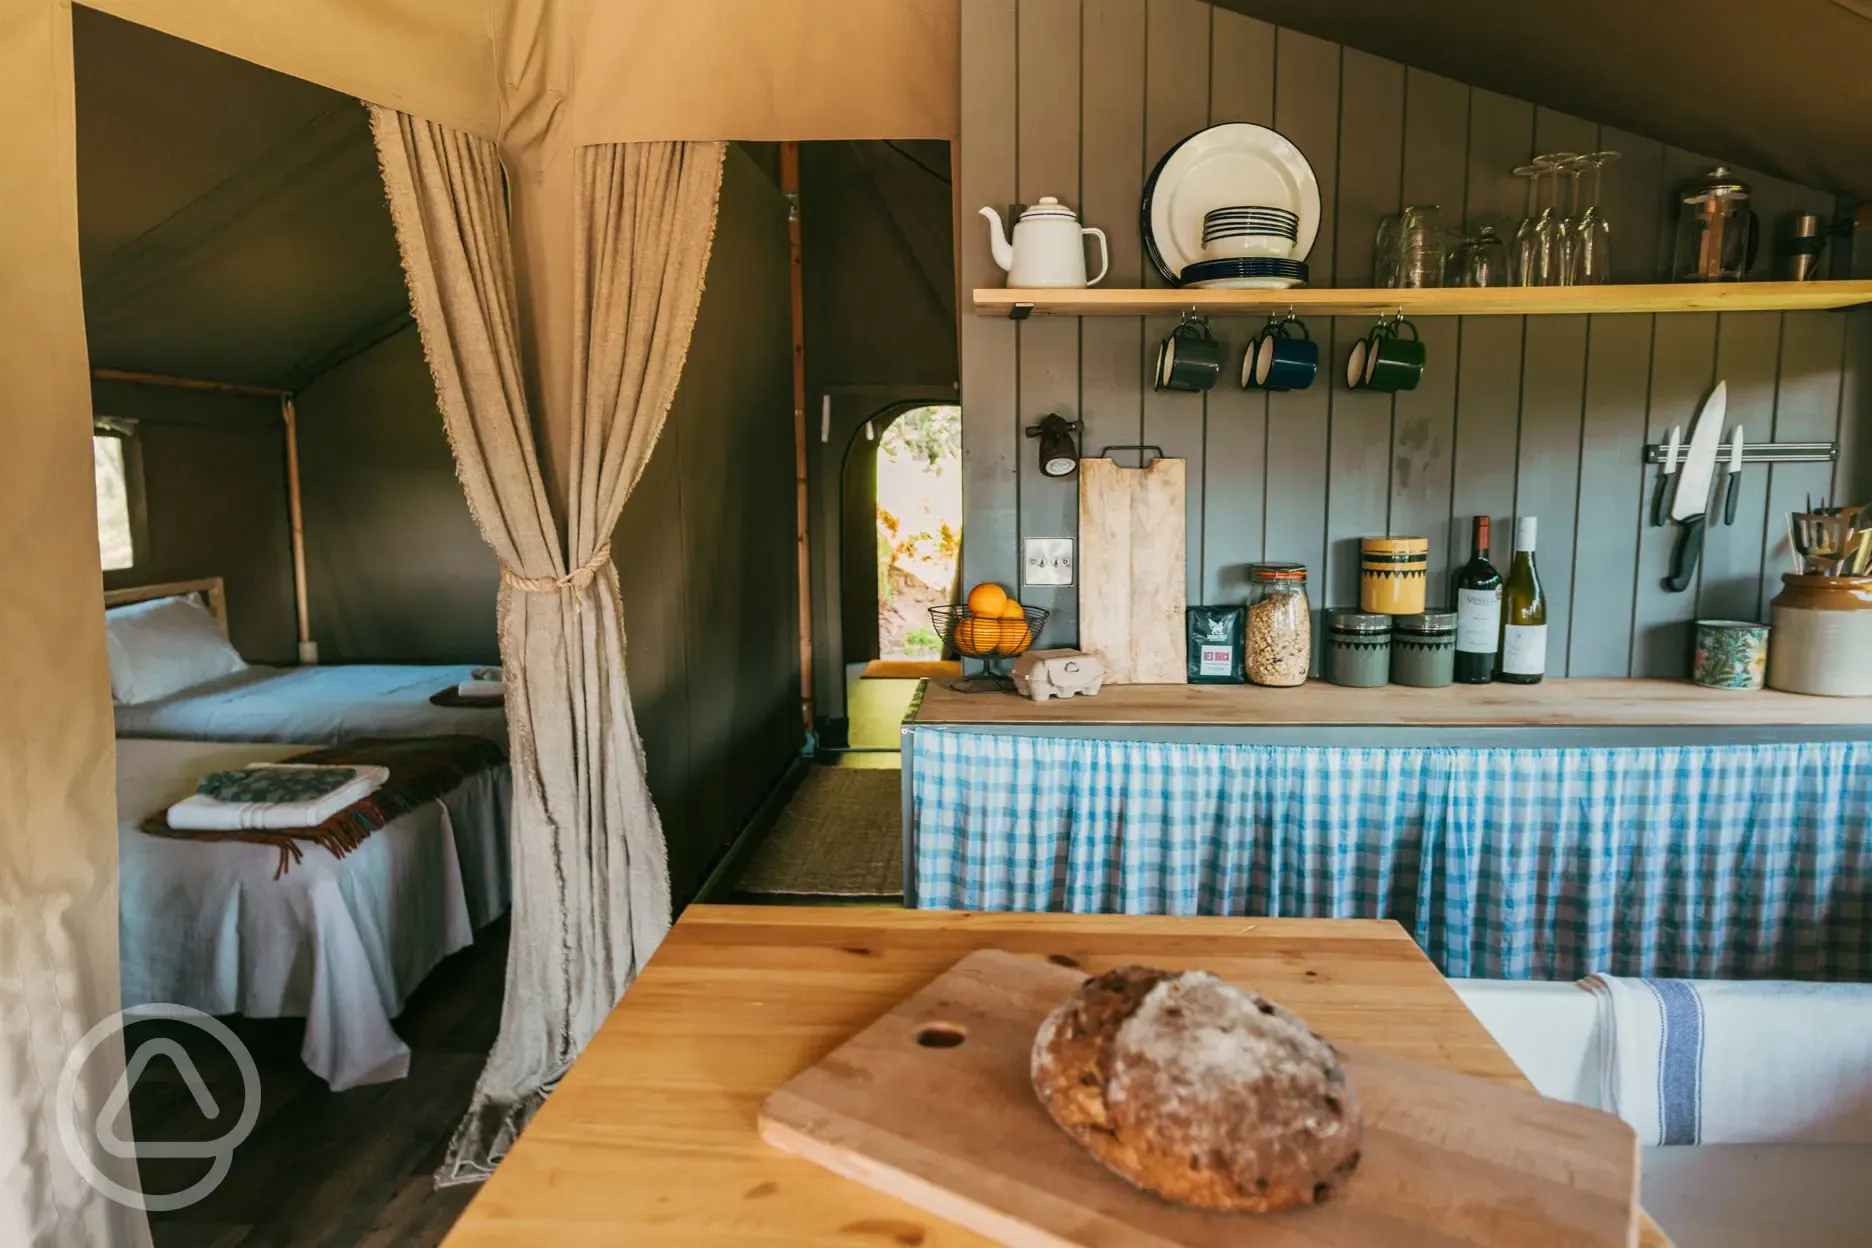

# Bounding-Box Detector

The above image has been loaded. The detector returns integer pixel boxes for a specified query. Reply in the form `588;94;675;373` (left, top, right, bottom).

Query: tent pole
90;367;289;397
783;141;814;742
91;367;317;663
280;395;316;665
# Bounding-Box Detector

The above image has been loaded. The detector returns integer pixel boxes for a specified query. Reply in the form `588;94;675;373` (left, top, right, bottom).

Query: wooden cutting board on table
760;950;1640;1247
1078;455;1187;683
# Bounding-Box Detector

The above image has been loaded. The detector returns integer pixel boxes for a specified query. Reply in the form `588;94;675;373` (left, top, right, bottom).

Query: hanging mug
1360;317;1426;393
1243;315;1318;392
1158;315;1223;392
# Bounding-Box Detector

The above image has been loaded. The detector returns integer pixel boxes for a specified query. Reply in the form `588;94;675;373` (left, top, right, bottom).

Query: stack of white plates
1142;124;1321;289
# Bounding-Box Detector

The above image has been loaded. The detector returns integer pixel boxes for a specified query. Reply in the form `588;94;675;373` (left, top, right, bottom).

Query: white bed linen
117;740;508;1090
112;663;507;747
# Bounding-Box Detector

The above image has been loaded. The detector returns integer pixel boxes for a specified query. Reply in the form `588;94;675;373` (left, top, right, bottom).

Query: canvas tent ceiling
1217;0;1872;199
75;8;408;390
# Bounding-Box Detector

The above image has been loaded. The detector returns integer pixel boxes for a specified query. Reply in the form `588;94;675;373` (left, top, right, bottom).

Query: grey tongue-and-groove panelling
960;0;1856;678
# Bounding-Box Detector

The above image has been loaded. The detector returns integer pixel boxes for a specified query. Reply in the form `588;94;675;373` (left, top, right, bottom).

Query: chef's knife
1666;381;1728;593
1651;425;1682;527
1721;427;1744;525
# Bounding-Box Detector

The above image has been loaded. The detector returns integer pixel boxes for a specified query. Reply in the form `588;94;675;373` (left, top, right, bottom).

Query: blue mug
1242;316;1318;392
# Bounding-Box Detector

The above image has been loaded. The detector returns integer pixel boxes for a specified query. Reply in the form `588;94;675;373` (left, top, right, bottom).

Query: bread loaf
1030;965;1361;1212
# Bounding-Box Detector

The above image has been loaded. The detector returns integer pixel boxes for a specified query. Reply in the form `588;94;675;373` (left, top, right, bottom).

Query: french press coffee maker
1671;167;1758;282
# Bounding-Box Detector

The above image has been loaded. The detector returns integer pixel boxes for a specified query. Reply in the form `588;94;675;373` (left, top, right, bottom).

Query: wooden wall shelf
974;281;1872;319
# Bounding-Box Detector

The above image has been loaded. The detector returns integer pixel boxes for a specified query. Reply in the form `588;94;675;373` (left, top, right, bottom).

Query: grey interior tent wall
960;0;1871;678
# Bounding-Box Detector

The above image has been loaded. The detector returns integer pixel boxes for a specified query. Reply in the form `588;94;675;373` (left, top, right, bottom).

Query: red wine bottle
1454;516;1502;685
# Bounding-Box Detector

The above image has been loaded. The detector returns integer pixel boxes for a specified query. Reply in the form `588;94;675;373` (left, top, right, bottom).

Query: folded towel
167;765;389;831
471;666;501;681
455;679;503;699
1583;974;1872;1145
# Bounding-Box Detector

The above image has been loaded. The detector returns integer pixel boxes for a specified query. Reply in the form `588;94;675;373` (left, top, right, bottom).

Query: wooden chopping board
1077;456;1187;683
760;950;1639;1248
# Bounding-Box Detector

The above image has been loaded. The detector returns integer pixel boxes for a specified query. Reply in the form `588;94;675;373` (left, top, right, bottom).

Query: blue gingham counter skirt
909;731;1872;980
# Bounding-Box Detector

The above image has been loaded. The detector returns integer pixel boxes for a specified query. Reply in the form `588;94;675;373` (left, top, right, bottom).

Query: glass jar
1391;610;1457;687
1324;609;1392;687
1246;562;1311;687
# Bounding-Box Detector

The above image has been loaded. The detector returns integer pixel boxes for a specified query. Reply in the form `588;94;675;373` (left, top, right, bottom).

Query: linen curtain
369;107;724;1180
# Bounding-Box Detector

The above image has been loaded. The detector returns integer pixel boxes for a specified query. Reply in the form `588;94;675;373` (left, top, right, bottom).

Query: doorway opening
875;403;962;664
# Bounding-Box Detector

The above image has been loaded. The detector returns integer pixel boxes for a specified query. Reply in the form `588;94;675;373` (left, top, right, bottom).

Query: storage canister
1391;610;1457;687
1246;562;1311;687
1360;536;1430;614
1766;575;1872;697
1324;608;1392;687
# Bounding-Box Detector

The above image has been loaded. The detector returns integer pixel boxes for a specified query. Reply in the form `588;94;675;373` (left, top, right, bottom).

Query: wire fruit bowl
929;604;1050;693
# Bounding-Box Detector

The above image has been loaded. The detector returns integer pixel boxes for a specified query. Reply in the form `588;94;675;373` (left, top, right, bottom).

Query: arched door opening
874;404;962;662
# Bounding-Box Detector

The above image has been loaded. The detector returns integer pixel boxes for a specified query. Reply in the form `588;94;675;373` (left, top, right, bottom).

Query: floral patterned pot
1692;619;1770;691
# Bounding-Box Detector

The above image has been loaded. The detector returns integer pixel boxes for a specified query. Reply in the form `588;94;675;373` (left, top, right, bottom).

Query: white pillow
105;594;248;704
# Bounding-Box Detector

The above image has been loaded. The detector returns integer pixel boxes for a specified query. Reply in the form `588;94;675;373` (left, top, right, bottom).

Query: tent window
93;428;138;571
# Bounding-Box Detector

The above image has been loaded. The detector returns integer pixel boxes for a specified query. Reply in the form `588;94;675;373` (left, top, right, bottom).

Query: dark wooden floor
128;917;507;1248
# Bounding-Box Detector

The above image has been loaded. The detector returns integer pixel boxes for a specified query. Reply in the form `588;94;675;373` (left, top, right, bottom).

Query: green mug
1361;318;1426;392
1158;316;1224;393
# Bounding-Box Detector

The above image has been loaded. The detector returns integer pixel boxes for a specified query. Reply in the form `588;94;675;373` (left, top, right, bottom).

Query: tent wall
83;0;499;137
614;144;801;903
0;0;147;1240
93;381;297;663
959;0;1855;679
297;326;500;664
568;0;958;143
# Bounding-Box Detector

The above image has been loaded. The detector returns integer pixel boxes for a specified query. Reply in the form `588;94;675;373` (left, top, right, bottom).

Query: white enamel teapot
980;197;1110;288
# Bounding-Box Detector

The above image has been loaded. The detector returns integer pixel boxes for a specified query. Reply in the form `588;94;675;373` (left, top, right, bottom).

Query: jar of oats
1246;562;1311;687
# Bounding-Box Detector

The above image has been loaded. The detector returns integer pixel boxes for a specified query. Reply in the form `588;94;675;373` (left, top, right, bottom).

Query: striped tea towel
1583;974;1872;1145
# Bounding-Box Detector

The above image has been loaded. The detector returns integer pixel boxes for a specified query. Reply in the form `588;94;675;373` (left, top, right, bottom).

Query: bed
106;578;507;748
117;738;512;1089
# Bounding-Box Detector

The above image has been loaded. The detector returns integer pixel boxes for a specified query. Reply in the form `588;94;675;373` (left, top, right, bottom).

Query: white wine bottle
1499;517;1547;684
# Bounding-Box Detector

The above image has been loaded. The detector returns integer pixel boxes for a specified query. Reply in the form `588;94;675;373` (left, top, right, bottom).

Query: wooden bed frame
104;576;229;637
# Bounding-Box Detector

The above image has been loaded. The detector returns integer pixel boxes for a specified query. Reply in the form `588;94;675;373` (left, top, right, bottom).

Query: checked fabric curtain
369;107;724;1180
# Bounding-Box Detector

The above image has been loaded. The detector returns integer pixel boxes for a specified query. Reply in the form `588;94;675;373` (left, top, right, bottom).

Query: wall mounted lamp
1024;412;1084;478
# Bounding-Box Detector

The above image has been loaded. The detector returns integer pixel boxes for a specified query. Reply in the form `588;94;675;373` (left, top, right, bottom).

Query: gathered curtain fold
368;106;725;1180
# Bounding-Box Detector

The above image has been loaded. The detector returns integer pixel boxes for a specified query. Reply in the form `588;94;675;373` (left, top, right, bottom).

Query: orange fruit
997;598;1026;619
952;617;987;654
995;599;1031;655
965;582;1008;616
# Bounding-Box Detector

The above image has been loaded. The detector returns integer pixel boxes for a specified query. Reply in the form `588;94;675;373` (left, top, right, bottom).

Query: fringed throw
140;735;507;877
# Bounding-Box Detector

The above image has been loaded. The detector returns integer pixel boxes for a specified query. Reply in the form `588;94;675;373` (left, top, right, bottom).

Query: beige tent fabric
0;1;153;1242
85;0;498;136
568;0;959;142
370;108;724;1181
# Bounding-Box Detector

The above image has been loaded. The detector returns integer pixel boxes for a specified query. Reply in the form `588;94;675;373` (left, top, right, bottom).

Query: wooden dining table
443;905;1670;1247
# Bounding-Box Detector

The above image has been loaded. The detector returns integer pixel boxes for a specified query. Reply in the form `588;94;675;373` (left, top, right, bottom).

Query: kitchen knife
1722;426;1744;525
1654;426;1684;531
1666;381;1728;593
1651;425;1682;527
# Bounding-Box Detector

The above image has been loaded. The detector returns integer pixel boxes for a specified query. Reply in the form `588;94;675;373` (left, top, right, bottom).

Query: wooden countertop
913;676;1872;728
444;905;1669;1247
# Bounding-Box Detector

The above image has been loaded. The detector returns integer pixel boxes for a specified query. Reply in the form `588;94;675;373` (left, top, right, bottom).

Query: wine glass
1512;164;1544;286
1535;153;1579;286
1570;151;1619;285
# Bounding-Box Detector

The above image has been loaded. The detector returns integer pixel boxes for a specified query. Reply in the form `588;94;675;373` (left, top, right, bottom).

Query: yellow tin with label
1360;536;1430;614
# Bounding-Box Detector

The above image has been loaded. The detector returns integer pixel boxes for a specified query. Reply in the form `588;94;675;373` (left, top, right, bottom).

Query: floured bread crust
1031;965;1362;1212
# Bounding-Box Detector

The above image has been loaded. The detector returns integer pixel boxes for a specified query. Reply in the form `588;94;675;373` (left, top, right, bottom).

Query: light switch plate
1024;538;1074;587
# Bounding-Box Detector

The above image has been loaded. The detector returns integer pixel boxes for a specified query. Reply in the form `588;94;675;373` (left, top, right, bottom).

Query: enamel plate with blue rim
1142;123;1322;287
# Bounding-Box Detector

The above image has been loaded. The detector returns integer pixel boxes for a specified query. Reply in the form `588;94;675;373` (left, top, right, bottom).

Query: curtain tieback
502;542;612;593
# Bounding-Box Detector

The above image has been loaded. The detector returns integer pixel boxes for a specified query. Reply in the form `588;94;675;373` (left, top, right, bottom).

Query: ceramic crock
1766;575;1872;697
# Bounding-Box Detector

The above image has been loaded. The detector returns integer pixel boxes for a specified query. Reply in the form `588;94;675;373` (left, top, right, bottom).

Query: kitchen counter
441;905;1670;1247
909;676;1872;746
